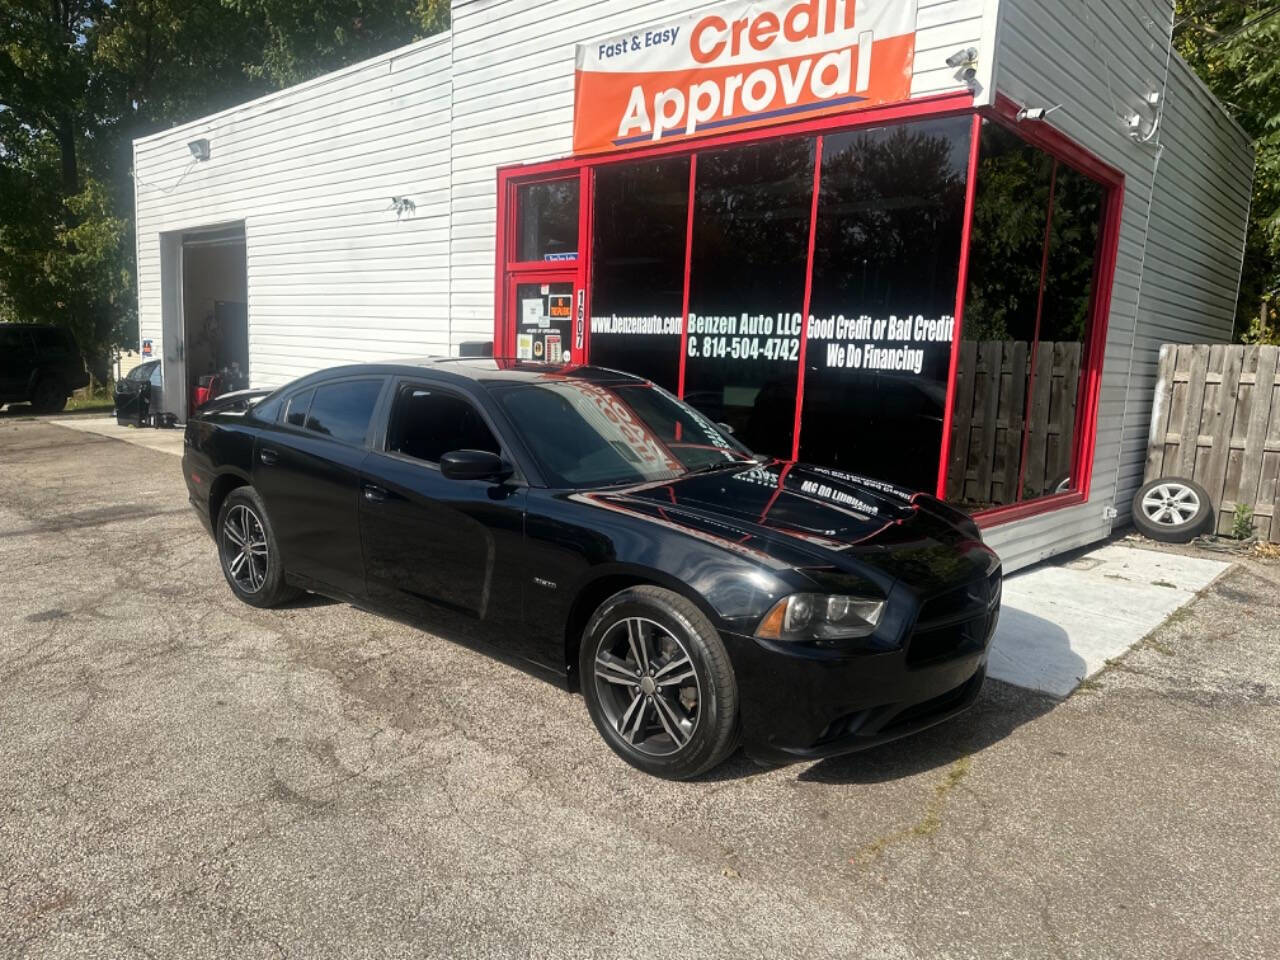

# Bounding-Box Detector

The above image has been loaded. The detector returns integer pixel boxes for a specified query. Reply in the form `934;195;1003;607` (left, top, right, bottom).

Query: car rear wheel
31;378;67;414
581;585;738;780
216;487;298;608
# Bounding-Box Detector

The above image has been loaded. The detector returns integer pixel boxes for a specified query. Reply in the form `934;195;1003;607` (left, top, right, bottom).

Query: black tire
1132;477;1215;543
580;585;738;780
30;378;68;414
215;487;299;608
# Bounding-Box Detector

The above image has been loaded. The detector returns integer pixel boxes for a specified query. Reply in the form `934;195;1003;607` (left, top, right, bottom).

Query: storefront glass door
508;275;578;363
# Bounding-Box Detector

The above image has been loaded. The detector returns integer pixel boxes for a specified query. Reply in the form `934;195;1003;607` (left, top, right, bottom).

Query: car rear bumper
725;620;993;766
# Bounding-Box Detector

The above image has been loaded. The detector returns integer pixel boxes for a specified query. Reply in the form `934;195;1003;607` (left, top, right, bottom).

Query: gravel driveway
2;418;1277;959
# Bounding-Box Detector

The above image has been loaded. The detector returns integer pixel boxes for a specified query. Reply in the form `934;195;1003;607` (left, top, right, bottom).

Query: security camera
1017;104;1062;122
945;47;978;69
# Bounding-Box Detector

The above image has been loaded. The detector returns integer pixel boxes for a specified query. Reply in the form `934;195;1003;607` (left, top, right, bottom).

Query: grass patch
66;387;114;414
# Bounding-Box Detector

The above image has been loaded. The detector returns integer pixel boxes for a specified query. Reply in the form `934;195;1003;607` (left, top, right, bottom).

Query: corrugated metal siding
447;0;989;348
981;0;1253;572
134;35;452;387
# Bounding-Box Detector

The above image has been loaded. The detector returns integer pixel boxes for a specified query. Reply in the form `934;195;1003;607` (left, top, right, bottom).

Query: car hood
585;460;996;593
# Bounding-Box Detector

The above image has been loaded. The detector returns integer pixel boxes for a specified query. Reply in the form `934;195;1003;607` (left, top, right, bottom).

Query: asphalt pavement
1;417;1276;959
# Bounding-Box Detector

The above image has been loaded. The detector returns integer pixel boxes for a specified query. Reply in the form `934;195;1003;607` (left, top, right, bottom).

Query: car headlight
755;594;885;642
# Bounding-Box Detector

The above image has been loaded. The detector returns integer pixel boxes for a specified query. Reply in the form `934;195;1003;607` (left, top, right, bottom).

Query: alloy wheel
222;503;269;593
592;617;701;757
1140;482;1201;527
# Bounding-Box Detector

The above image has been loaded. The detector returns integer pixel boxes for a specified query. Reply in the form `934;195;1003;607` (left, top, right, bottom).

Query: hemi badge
532;577;558;590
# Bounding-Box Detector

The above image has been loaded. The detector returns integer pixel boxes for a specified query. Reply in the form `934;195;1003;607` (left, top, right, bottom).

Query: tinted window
304;379;383;446
149;363;164;387
496;381;753;488
252;393;284;424
127;362;156;382
948;121;1104;510
684;138;815;459
285;388;314;427
800;117;972;491
588;158;690;392
1019;164;1104;503
387;386;500;464
517;180;579;262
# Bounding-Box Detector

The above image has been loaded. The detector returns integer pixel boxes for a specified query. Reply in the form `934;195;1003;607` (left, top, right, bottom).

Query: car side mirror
440;449;513;483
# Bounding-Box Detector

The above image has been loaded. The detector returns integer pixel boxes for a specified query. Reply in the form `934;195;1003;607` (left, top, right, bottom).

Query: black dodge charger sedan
183;359;1001;779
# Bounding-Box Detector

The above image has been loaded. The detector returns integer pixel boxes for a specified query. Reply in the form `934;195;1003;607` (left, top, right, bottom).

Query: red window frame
494;90;1125;528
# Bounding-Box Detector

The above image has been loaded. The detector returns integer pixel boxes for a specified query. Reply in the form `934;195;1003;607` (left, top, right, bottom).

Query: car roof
297;357;651;389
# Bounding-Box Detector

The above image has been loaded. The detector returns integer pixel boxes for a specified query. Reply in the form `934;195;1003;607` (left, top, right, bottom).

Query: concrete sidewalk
990;544;1232;697
49;415;186;457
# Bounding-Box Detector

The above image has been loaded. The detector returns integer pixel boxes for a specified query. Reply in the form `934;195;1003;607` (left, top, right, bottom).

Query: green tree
1;0;448;383
1177;1;1280;342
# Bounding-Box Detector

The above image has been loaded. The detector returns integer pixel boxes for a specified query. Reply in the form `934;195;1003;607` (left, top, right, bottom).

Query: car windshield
495;379;756;488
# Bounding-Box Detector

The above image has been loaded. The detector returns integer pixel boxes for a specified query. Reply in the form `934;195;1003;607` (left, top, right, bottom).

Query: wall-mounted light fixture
188;138;211;162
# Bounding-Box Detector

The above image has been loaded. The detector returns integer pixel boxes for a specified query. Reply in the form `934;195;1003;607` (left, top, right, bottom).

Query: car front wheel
581;585;738;780
216;487;298;608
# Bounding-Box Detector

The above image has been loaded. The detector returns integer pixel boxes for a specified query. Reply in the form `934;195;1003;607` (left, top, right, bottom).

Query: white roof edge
133;30;451;149
1169;48;1253;148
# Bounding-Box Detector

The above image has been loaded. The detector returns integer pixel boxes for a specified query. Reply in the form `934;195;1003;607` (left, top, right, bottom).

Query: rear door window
303;379;384;447
386;384;500;464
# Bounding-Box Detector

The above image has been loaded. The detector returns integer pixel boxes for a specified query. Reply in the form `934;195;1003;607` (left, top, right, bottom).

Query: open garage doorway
180;224;248;422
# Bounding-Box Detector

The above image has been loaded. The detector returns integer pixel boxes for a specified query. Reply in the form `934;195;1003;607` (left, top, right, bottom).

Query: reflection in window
516;180;579;262
800;117;972;490
304;379;383;446
948;121;1103;510
1022;164;1104;502
589;158;690;392
685;138;814;459
285;388;314;428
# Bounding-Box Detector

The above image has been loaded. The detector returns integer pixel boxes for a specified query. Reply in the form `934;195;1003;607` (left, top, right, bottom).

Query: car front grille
906;570;1002;668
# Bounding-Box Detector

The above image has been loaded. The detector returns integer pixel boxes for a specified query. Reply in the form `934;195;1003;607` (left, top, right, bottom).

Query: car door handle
363;483;389;503
259;448;279;466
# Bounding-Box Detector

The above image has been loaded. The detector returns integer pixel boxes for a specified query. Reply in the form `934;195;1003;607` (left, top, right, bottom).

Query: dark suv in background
0;324;89;413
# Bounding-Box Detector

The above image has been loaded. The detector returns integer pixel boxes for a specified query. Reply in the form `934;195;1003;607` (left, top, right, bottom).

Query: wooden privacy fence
947;340;1082;506
1146;344;1280;542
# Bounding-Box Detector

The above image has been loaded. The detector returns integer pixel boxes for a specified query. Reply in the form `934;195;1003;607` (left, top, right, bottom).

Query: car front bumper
725;627;992;767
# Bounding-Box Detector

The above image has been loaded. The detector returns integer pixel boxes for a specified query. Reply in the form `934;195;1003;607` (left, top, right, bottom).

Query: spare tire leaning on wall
1132;477;1215;543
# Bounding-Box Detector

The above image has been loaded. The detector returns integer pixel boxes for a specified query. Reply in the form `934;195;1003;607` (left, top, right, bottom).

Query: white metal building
133;0;1253;572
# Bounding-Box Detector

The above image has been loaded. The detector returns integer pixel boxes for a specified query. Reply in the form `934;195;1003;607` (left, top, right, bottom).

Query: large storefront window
947;121;1105;511
499;106;1116;522
684;139;815;459
589;158;690;392
800;117;973;491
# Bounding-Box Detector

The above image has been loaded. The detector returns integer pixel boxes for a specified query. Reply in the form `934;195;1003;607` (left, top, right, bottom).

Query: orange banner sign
573;0;918;155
